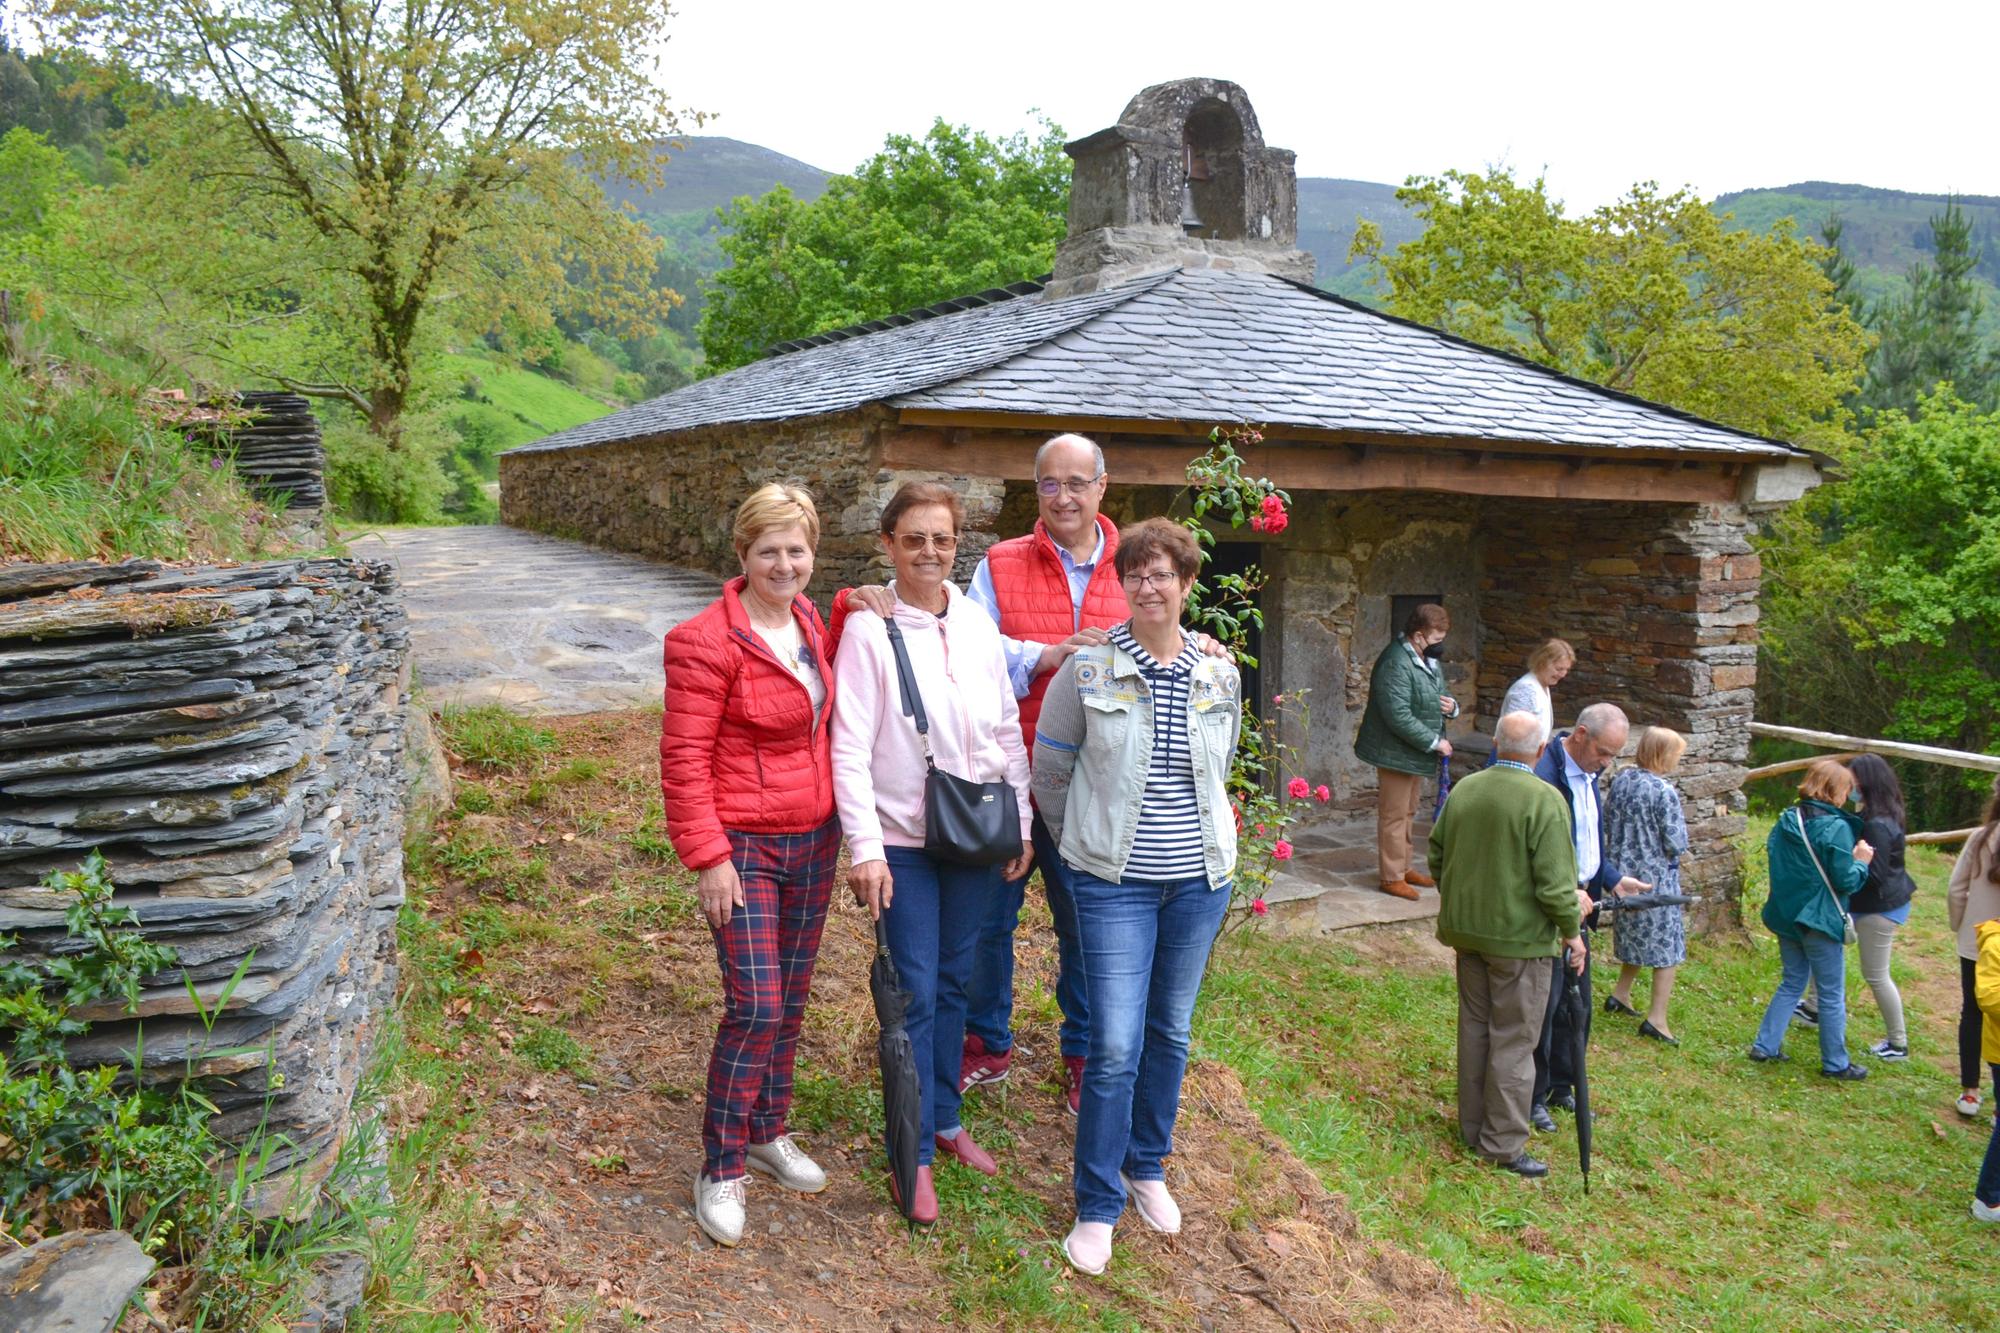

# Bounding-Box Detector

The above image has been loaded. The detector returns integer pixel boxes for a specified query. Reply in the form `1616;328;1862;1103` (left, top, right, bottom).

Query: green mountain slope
1296;177;1418;299
1715;181;2000;336
599;135;831;217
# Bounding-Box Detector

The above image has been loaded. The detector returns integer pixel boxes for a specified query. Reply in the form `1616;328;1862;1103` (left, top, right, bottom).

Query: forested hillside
1717;182;2000;337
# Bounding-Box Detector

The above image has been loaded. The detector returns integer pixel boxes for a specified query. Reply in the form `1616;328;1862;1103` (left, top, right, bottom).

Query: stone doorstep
1261;841;1441;934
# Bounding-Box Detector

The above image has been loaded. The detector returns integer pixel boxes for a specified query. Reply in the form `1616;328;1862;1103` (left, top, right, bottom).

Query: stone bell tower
1043;78;1315;298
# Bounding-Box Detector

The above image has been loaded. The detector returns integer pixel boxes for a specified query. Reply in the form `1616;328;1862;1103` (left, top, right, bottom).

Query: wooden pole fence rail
1744;721;1998;846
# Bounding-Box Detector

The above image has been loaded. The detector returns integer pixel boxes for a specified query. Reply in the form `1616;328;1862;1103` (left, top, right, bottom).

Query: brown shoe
1404;869;1436;888
1380;880;1420;901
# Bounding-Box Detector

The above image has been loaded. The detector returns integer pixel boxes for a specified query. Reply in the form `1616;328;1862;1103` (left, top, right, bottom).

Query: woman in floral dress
1602;727;1691;1044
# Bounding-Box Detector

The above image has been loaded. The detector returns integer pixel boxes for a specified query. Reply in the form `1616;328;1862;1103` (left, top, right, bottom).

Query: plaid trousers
702;816;840;1180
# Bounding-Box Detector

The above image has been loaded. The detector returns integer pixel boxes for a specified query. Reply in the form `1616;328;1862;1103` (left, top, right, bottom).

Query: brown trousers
1376;767;1423;884
1454;950;1554;1164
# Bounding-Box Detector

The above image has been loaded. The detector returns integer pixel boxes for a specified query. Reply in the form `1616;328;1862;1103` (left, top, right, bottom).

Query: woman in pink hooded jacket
833;481;1032;1224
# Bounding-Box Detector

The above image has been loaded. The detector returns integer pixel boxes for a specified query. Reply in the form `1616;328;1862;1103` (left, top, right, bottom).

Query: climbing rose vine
1179;425;1326;926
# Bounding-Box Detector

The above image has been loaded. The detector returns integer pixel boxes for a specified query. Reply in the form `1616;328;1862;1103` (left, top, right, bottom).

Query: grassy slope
1198;819;1991;1333
437;348;624;458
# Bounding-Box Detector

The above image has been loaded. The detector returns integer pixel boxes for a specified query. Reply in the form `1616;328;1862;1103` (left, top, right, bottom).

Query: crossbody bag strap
1794;808;1848;918
881;619;936;768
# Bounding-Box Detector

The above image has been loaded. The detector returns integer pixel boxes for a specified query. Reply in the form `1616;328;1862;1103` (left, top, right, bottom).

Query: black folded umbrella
1593;890;1699;914
1561;950;1594;1195
870;916;923;1221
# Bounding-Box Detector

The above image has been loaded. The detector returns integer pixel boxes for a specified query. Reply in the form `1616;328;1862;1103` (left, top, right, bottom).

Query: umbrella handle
874;914;891;955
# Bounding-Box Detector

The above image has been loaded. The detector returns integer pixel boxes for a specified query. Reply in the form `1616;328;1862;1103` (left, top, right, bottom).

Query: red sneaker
959;1035;1012;1094
1064;1055;1085;1117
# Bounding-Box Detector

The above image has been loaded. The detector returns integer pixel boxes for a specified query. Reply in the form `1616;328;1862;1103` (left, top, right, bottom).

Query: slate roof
508;266;1797;459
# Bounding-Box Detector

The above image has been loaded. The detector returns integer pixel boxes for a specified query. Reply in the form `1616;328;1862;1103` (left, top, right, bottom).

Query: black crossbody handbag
882;619;1021;867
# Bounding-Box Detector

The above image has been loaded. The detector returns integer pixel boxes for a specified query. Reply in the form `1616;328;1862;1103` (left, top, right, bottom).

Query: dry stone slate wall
500;404;1007;593
0;557;408;1210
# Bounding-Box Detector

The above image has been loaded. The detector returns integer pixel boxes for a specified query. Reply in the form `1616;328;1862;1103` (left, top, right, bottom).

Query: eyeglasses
892;532;959;553
1120;570;1182;591
1035;474;1104;498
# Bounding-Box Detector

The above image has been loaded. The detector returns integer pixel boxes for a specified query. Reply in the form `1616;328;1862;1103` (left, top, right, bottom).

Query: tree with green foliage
27;0;695;446
1350;170;1870;445
1760;389;2000;824
698;119;1070;373
1865;198;1998;413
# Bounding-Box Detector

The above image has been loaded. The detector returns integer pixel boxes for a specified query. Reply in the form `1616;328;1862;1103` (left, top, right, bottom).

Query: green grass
1196;817;1990;1333
438;705;559;771
0;316;290;561
439;349;621;456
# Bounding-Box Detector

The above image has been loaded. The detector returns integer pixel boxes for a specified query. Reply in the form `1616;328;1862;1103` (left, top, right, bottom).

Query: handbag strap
1793;807;1849;920
881;619;936;768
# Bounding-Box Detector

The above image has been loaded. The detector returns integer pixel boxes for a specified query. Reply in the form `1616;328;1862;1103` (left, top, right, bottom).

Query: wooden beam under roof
892;408;1790;467
879;427;1744;504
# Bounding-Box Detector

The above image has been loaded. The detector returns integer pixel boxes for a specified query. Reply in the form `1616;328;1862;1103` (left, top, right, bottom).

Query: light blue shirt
1561;744;1603;884
967;526;1107;698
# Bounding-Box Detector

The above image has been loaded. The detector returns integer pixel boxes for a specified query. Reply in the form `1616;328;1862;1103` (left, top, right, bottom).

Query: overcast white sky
658;0;1997;209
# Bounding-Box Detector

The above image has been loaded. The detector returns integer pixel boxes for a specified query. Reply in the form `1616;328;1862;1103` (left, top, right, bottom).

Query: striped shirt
1112;625;1208;880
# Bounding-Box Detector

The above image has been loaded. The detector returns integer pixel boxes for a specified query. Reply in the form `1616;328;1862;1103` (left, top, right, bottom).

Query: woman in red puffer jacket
661;483;839;1251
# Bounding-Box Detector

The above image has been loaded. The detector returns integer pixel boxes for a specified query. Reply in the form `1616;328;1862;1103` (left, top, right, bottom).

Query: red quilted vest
985;515;1128;743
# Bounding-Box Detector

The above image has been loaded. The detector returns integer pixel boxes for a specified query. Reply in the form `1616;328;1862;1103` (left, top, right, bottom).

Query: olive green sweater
1429;765;1582;958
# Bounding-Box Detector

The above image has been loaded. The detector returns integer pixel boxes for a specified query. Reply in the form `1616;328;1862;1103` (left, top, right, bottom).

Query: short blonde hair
1798;758;1855;806
732;484;820;558
1527;638;1576;677
1634;726;1687;775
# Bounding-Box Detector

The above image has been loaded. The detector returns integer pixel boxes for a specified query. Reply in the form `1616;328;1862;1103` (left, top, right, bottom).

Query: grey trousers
1456;951;1555;1164
1854;912;1907;1046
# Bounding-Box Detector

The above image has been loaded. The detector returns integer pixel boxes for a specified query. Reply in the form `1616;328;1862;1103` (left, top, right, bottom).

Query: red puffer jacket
660;578;836;870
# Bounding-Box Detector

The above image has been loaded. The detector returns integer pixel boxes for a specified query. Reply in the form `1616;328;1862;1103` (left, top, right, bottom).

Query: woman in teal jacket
1353;603;1459;900
1749;759;1876;1078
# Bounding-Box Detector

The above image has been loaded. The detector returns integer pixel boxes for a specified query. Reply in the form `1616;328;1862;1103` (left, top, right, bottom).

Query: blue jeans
882;847;999;1165
1977;1066;2000;1206
1069;868;1231;1225
965;814;1089;1059
1752;929;1851;1073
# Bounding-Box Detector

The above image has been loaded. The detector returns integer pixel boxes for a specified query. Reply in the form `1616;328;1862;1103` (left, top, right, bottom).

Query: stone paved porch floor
1262;819;1441;934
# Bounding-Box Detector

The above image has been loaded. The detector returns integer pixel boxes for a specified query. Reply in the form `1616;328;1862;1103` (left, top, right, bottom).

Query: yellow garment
1976;919;2000;1064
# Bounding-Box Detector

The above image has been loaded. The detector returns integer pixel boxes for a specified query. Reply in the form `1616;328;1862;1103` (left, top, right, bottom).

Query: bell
1180;180;1203;237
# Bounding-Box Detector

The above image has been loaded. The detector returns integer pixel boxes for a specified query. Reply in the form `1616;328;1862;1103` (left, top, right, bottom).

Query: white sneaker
1959;1090;1984;1118
693;1172;747;1246
1973;1198;2000;1224
1062;1220;1114;1276
745;1134;828;1193
1869;1039;1909;1061
1120;1172;1182;1234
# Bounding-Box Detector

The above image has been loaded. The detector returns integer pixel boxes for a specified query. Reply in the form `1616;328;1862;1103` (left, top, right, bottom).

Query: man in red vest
847;434;1126;1114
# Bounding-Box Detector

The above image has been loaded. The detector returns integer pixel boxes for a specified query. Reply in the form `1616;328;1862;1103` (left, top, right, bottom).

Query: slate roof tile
507;265;1795;460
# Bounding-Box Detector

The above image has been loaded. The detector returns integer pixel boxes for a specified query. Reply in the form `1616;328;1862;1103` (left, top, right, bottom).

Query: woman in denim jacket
1030;518;1241;1277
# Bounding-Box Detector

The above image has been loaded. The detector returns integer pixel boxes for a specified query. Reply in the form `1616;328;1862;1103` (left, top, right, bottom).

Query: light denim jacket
1031;636;1241;886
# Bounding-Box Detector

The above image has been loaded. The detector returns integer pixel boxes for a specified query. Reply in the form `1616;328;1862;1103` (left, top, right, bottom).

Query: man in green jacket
1355;603;1460;901
1430;711;1586;1178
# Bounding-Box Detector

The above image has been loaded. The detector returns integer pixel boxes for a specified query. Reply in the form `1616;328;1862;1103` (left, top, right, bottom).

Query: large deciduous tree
29;0;694;443
698;119;1069;374
1349;170;1870;446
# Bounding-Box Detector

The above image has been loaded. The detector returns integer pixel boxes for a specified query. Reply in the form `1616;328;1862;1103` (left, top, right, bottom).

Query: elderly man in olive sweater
1430;711;1587;1178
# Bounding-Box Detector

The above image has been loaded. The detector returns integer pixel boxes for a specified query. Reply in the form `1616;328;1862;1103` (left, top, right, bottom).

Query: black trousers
1534;945;1591;1107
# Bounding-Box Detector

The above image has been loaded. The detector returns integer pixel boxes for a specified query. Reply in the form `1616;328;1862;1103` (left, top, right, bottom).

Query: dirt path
395;710;1510;1331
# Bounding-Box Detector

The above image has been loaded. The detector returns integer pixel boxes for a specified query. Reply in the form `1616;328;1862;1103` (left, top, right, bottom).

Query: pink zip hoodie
832;581;1032;865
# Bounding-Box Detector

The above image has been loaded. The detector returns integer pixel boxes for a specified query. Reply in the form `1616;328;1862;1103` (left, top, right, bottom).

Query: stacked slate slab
0;557;408;1213
193;392;328;512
